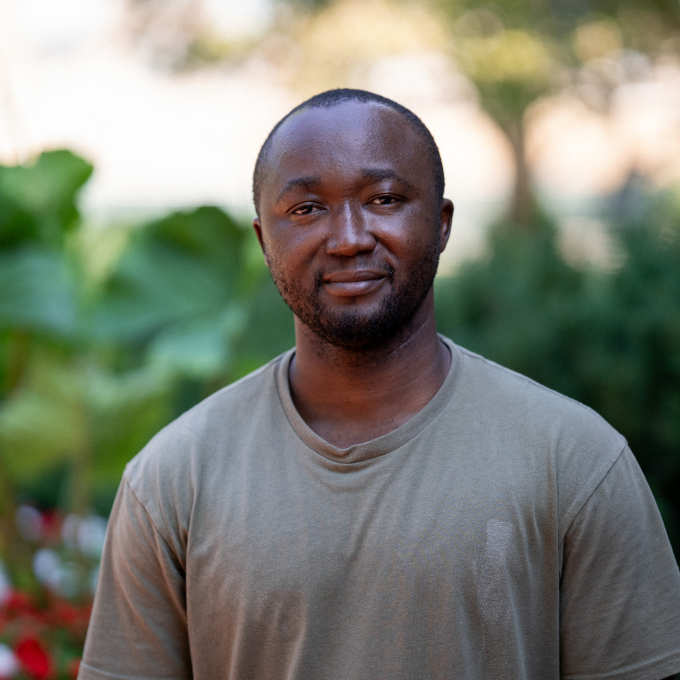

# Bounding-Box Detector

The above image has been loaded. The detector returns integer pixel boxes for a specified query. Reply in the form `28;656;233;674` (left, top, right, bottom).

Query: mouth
321;269;390;297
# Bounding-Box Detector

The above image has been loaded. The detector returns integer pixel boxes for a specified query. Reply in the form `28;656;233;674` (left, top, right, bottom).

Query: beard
267;237;441;350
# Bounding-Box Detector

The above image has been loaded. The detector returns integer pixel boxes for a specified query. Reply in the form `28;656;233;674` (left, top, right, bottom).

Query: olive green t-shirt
80;338;680;680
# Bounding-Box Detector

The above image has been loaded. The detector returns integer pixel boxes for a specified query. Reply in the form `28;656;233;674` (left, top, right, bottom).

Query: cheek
378;224;436;261
270;227;327;270
372;202;437;247
265;237;317;285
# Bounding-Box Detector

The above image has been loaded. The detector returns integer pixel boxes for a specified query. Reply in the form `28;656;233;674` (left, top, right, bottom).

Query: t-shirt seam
291;417;441;468
562;645;680;679
79;660;186;680
272;350;380;466
121;475;184;568
135;354;288;452
559;443;632;586
78;660;141;680
170;416;209;451
281;391;463;467
458;347;627;440
168;352;288;442
561;442;628;545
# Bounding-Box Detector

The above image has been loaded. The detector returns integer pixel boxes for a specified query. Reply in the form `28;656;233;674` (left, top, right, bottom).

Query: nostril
325;219;376;256
326;232;376;256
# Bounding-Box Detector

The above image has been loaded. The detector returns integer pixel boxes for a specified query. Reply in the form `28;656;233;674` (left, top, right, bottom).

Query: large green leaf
0;353;170;484
148;303;247;379
94;207;247;344
0;150;93;250
0;247;77;335
85;365;171;482
232;275;295;377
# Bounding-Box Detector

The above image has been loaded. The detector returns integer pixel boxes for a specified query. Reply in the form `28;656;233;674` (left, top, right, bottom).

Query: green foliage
0;355;169;485
231;276;295;380
435;195;680;553
0;150;288;549
0;250;77;337
94;206;255;379
0;154;293;556
0;151;91;343
0;150;92;251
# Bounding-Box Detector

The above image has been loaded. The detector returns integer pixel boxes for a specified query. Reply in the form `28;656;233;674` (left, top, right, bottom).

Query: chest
183;448;560;679
187;449;555;613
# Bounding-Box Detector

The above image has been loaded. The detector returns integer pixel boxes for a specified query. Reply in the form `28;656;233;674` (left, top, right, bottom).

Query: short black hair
252;88;445;216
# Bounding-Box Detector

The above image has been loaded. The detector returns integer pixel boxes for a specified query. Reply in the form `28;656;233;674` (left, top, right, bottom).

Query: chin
301;302;418;350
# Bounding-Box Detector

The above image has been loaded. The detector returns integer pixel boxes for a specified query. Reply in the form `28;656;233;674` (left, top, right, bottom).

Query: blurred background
1;0;680;676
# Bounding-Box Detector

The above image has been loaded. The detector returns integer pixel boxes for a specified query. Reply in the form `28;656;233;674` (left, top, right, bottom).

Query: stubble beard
267;239;441;351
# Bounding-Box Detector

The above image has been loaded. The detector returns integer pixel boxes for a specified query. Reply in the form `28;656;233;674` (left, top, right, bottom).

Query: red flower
49;600;78;626
15;639;52;679
5;591;34;615
43;598;91;640
40;511;62;545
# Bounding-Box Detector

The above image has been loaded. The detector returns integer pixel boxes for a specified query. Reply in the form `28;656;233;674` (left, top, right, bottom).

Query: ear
252;217;269;267
439;199;454;253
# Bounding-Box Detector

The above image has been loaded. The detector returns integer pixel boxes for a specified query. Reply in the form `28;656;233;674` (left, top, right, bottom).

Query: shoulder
122;351;289;529
459;347;626;448
456;345;623;448
450;341;627;531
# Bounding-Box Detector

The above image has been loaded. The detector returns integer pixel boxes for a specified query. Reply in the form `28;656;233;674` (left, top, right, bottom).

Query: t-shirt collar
275;335;463;465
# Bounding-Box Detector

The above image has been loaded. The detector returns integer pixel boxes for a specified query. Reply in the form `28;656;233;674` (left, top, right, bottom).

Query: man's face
253;102;453;349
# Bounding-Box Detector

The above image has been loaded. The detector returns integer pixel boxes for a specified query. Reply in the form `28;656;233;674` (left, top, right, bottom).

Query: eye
370;195;400;206
290;203;322;216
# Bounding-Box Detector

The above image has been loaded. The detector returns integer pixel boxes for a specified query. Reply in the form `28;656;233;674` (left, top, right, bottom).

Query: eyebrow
276;176;322;203
360;168;414;190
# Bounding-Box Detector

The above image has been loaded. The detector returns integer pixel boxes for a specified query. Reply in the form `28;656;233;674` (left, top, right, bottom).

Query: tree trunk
505;120;536;229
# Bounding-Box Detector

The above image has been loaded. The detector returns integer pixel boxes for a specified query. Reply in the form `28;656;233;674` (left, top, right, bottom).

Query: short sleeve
560;446;680;680
79;478;191;680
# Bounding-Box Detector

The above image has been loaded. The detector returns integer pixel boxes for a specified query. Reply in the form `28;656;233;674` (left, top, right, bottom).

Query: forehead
261;102;430;195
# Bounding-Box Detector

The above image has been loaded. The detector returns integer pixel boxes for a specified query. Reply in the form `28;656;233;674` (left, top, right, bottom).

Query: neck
289;291;451;448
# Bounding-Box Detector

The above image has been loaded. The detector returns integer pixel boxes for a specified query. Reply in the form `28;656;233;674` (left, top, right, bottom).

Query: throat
288;331;452;449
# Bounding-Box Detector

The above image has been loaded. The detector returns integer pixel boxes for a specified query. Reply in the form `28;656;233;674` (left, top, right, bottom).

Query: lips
322;269;389;297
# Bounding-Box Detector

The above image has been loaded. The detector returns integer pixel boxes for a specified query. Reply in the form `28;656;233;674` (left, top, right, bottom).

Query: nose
325;203;376;257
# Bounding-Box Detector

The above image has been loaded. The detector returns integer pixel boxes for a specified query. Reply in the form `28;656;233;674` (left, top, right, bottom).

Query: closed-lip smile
322;269;388;297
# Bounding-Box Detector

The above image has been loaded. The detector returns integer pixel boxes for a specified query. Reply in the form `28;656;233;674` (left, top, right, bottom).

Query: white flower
61;514;80;549
77;515;108;558
32;548;62;589
0;643;19;678
0;568;11;606
15;505;42;542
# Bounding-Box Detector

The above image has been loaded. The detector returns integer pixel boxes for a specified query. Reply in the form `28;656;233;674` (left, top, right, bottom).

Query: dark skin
253;102;453;448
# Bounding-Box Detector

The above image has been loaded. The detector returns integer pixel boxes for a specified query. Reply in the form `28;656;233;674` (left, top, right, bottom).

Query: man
80;89;680;680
